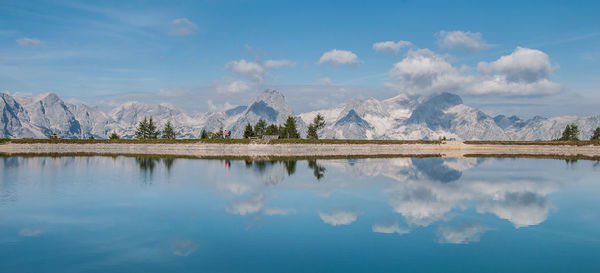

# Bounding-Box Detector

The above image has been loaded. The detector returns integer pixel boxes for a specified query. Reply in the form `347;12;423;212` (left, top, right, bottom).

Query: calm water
1;156;599;273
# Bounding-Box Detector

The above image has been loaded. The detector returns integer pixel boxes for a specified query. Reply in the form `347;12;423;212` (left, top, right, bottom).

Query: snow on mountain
228;89;306;138
14;93;82;138
0;93;40;138
0;90;598;140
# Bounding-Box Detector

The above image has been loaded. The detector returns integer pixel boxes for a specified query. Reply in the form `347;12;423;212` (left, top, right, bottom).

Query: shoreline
1;141;600;159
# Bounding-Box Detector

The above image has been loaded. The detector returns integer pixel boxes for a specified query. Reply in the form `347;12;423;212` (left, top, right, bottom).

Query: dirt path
1;141;599;159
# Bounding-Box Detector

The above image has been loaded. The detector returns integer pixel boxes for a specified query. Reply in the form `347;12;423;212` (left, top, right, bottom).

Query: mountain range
1;89;599;140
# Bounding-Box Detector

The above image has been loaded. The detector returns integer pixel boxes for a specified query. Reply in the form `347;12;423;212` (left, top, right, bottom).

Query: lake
1;156;599;272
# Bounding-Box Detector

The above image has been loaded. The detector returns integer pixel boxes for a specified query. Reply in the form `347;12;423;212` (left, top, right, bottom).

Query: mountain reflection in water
1;155;599;272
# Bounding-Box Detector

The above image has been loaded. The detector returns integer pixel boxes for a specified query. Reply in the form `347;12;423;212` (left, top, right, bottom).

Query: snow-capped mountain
228;89;307;138
0;89;598;140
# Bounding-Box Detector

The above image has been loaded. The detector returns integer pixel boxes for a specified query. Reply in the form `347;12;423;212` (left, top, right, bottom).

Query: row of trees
559;124;600;141
132;117;176;140
242;114;326;139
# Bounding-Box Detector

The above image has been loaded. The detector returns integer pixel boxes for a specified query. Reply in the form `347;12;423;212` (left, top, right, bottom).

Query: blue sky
1;0;599;117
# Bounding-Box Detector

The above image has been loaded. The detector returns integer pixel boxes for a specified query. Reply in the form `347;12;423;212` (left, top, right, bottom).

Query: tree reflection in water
135;157;177;183
308;160;326;181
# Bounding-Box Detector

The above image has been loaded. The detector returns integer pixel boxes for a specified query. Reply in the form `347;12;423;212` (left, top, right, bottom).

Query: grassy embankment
0;138;440;145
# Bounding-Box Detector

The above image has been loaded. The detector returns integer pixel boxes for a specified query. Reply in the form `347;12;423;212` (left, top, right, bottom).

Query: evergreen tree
307;124;317;139
307;113;326;139
591;127;600;140
243;123;255;138
135;117;149;139
282;116;300;139
569;124;580;141
559;123;580;141
161;121;176;139
147;117;160;139
254;119;267;138
265;124;279;135
560;124;572;141
200;129;208;139
109;131;120;140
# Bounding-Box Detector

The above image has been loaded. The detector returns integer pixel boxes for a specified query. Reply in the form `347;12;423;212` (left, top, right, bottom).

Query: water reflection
0;155;594;245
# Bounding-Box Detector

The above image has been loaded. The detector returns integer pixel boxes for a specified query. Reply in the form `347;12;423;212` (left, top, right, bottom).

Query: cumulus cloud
386;47;561;96
437;223;487;244
477;47;558;83
16;37;42;47
170;18;198;36
477;192;554;228
217;79;252;94
436;30;489;52
226;194;264;215
319;209;357;226
372;222;409;235
373;40;412;55
387;48;468;94
319;49;358;66
264;59;296;68
226;59;265;81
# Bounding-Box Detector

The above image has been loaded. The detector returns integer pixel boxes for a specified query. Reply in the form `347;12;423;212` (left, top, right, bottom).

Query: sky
1;0;599;117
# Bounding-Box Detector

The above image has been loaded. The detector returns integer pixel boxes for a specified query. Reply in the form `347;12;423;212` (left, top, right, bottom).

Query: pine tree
560;124;572;141
265;124;279;136
200;129;208;139
307;124;317;139
307;113;326;139
161;121;176;139
147;117;159;139
569;124;579;141
283;116;300;139
591;127;600;140
243;123;255;138
254;119;267;138
135;117;149;139
109;131;120;140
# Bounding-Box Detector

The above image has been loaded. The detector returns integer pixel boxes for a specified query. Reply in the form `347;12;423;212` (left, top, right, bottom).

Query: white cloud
217;79;252;94
226;59;265;81
16;37;42;47
373;40;412;55
318;209;357;226
387;48;468;94
436;30;489;52
386;47;561;96
264;207;296;216
264;59;296;68
318;77;333;85
478;46;558;83
437;223;487;244
170;17;198;36
319;49;358;66
226;194;264;215
477;192;554;228
372;222;409;235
